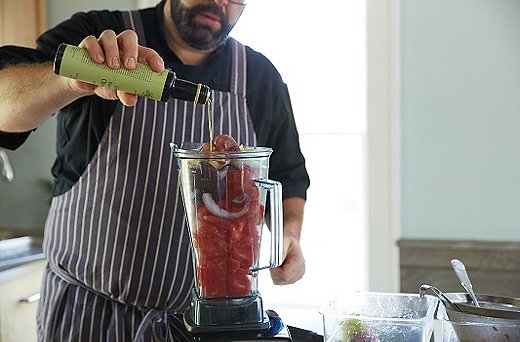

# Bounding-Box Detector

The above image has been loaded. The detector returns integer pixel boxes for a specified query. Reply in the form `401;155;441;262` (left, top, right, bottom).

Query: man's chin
186;32;228;50
186;40;224;51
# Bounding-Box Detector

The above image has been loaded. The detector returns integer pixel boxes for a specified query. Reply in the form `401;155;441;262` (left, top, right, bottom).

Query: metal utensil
446;292;520;320
451;259;480;307
419;284;461;311
0;149;14;182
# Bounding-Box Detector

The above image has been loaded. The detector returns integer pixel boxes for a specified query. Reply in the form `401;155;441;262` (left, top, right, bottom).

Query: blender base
185;309;291;341
183;290;290;339
184;289;272;333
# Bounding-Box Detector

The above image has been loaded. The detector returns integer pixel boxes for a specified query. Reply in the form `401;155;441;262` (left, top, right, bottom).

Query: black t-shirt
0;1;309;199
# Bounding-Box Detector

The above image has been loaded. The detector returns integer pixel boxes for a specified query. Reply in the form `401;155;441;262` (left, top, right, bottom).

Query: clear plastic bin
319;292;438;342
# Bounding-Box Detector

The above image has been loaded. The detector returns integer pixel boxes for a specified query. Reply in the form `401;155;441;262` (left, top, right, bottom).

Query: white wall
400;0;520;241
366;0;401;292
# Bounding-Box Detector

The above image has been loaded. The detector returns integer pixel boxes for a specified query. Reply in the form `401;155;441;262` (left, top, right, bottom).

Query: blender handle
253;179;284;270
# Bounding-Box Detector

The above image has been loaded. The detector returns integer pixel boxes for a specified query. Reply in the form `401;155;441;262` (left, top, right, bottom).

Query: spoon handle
451;259;481;307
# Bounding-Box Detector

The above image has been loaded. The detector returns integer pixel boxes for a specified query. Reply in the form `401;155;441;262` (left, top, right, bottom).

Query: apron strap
229;38;247;97
134;309;169;341
121;10;147;45
48;262;172;341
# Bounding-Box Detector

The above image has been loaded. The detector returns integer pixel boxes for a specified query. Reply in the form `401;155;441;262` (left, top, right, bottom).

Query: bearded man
0;0;310;340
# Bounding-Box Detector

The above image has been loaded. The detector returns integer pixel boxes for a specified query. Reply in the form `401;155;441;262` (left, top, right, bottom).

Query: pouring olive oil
54;44;216;151
207;99;214;152
54;44;211;104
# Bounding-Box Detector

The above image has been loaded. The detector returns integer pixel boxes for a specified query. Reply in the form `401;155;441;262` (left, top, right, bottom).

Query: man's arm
0;30;165;134
0;62;87;132
270;197;306;285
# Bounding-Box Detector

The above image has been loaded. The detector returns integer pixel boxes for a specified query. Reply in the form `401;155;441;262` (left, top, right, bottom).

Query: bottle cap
171;78;211;104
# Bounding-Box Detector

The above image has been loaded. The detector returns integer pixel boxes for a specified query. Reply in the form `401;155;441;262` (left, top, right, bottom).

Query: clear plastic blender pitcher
173;143;283;332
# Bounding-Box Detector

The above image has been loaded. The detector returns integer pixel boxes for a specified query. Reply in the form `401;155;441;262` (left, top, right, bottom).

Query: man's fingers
116;30;139;70
78;35;105;63
270;263;305;285
78;30;162;72
269;237;306;285
93;88;138;107
137;46;165;72
97;30;120;69
118;91;139;107
75;30;158;106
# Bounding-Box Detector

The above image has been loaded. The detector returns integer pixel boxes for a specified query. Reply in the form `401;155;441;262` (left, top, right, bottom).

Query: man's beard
170;0;234;50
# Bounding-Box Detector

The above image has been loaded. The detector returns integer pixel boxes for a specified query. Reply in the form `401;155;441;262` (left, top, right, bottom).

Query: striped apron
37;10;256;341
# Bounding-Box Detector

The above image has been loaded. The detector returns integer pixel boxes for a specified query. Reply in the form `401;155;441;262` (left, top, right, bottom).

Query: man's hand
270;235;305;284
269;197;306;285
0;29;167;132
72;29;165;106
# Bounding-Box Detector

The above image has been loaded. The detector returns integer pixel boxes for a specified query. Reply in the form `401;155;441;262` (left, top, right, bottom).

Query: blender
173;143;290;339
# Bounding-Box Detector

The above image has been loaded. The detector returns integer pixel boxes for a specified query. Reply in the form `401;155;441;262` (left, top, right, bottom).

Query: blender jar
173;143;283;331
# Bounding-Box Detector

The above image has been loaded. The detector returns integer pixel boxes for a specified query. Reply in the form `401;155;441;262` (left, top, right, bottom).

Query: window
231;0;367;333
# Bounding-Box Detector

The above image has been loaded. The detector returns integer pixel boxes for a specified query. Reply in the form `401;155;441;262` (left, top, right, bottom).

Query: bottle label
57;44;167;101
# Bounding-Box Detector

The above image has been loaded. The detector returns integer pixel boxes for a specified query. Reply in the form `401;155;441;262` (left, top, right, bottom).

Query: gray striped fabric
37;10;256;341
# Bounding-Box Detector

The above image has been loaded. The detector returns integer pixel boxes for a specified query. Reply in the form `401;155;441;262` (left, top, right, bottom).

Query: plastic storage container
319;292;438;342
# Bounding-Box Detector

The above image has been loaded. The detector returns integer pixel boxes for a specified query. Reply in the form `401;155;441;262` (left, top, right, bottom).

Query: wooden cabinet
0;259;46;342
0;0;47;47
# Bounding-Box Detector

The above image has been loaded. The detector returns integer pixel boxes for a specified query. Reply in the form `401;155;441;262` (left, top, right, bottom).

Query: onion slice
202;193;249;219
232;193;248;204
